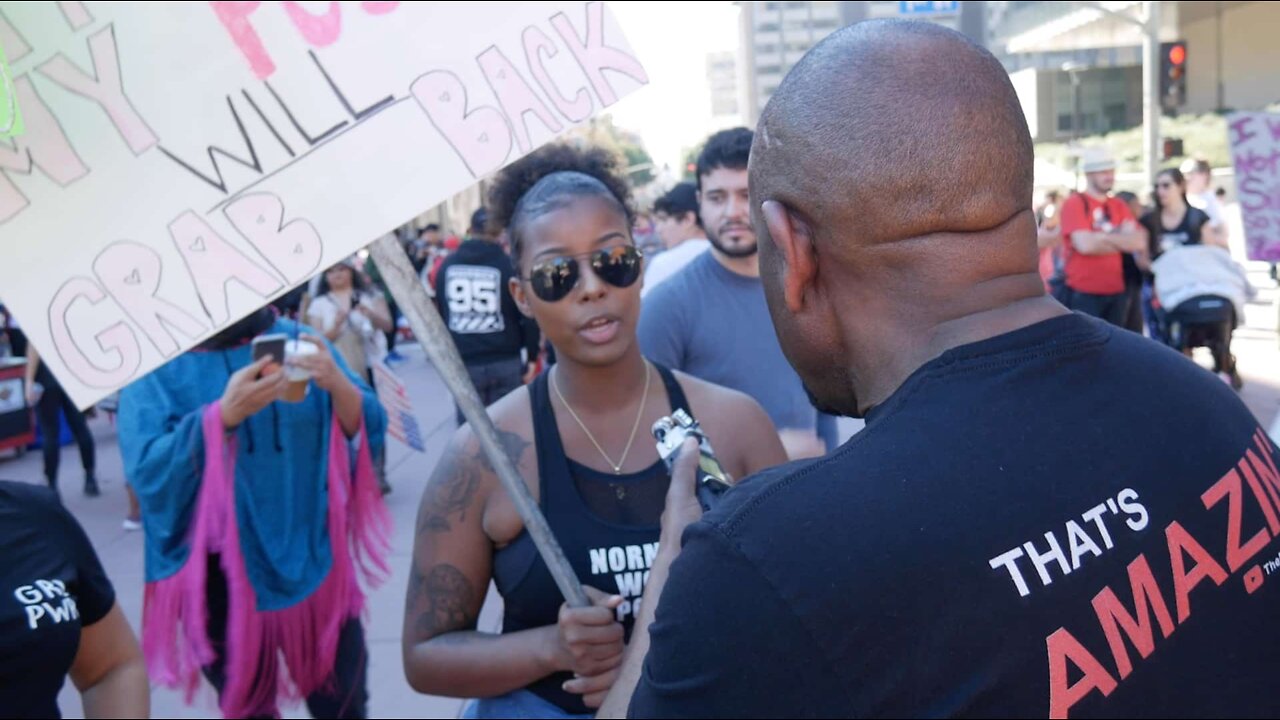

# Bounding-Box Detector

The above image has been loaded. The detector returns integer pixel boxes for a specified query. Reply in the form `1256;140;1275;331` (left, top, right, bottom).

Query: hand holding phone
220;356;287;429
250;333;287;376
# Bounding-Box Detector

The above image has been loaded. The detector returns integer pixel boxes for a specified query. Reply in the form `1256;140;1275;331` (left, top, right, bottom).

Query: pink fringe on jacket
141;402;391;718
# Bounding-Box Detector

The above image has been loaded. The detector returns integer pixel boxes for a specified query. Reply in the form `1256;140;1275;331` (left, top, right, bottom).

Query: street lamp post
1079;0;1162;186
1142;1;1161;187
1080;0;1162;184
1063;62;1083;188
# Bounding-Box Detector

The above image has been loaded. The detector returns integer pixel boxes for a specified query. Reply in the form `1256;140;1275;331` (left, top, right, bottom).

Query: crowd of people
1035;151;1253;388
2;17;1280;720
0;119;865;718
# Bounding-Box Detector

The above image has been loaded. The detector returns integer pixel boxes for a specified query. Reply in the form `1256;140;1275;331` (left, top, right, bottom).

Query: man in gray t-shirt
640;251;818;434
639;128;824;459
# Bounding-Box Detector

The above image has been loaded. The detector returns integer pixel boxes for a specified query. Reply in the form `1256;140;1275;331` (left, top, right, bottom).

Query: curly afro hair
486;143;635;268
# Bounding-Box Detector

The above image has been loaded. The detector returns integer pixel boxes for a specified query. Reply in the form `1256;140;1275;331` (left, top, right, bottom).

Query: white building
707;51;741;123
738;2;845;125
991;1;1280;142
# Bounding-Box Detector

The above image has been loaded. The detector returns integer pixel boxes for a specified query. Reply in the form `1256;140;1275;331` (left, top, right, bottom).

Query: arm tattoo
417;427;530;534
408;563;477;640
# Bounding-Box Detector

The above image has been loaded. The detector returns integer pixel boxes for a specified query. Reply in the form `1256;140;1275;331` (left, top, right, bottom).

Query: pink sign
1228;112;1280;262
0;1;648;407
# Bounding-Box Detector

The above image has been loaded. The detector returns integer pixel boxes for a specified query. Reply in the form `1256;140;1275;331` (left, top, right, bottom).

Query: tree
622;144;656;186
585;115;657;186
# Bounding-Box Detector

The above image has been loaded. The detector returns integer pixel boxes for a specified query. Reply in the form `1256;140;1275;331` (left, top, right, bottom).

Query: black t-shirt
630;313;1280;718
432;239;540;366
0;481;115;719
1141;206;1210;261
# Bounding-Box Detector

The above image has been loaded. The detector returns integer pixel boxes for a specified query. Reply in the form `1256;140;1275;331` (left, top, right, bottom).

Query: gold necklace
552;361;652;475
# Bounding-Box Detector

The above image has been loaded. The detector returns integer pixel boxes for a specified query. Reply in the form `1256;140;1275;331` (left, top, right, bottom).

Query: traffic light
1160;41;1187;111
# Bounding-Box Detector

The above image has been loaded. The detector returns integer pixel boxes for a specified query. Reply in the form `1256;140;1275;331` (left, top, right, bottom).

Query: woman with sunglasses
402;145;787;719
1138;168;1244;386
1136;168;1216;339
1139;168;1223;262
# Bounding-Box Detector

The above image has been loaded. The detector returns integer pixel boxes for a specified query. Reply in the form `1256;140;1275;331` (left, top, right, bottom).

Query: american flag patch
371;358;425;452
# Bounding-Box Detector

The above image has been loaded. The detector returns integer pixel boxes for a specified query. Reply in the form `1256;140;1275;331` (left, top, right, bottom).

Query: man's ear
760;200;817;314
509;277;534;318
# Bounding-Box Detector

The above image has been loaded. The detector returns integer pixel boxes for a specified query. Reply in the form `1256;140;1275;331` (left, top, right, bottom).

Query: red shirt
1059;193;1135;295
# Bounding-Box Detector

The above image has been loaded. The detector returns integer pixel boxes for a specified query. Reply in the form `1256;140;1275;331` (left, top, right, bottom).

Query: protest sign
0;1;647;407
1227;112;1280;262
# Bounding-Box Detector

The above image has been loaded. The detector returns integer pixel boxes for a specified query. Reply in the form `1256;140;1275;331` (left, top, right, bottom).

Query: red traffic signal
1160;41;1188;110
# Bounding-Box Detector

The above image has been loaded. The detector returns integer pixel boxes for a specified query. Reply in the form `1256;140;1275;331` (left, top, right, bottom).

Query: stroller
1152;245;1254;390
1164;294;1241;389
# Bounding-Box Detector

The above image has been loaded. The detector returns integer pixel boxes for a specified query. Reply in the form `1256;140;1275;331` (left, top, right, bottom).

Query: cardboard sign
1227;112;1280;262
0;1;647;407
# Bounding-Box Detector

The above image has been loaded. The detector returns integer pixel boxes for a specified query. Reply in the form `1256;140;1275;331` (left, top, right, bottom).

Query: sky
605;1;743;176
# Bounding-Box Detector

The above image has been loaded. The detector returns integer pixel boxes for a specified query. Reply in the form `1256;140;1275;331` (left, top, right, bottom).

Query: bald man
599;20;1280;720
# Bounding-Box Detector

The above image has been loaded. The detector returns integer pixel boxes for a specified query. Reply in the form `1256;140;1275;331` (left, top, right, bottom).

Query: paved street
2;254;1278;719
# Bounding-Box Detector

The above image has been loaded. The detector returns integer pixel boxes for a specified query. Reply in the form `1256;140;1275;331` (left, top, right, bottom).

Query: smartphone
250;333;287;370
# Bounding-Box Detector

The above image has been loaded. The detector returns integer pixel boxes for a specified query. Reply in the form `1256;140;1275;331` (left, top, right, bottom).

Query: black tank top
1142;205;1209;260
492;363;690;714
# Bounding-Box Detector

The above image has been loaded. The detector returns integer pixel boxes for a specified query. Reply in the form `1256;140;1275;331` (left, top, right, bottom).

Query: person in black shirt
1136;168;1213;344
434;207;543;425
1115;190;1147;334
0;480;148;718
1139;167;1244;388
413;224;444;275
600;20;1280;719
23;345;99;497
402;144;786;718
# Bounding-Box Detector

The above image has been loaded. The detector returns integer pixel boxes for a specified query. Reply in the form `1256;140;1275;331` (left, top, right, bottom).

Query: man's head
469;208;490;239
1180;157;1212;194
697;128;755;259
653;182;703;249
420;223;442;247
750;20;1039;417
1081;148;1117;195
1116;190;1143;221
